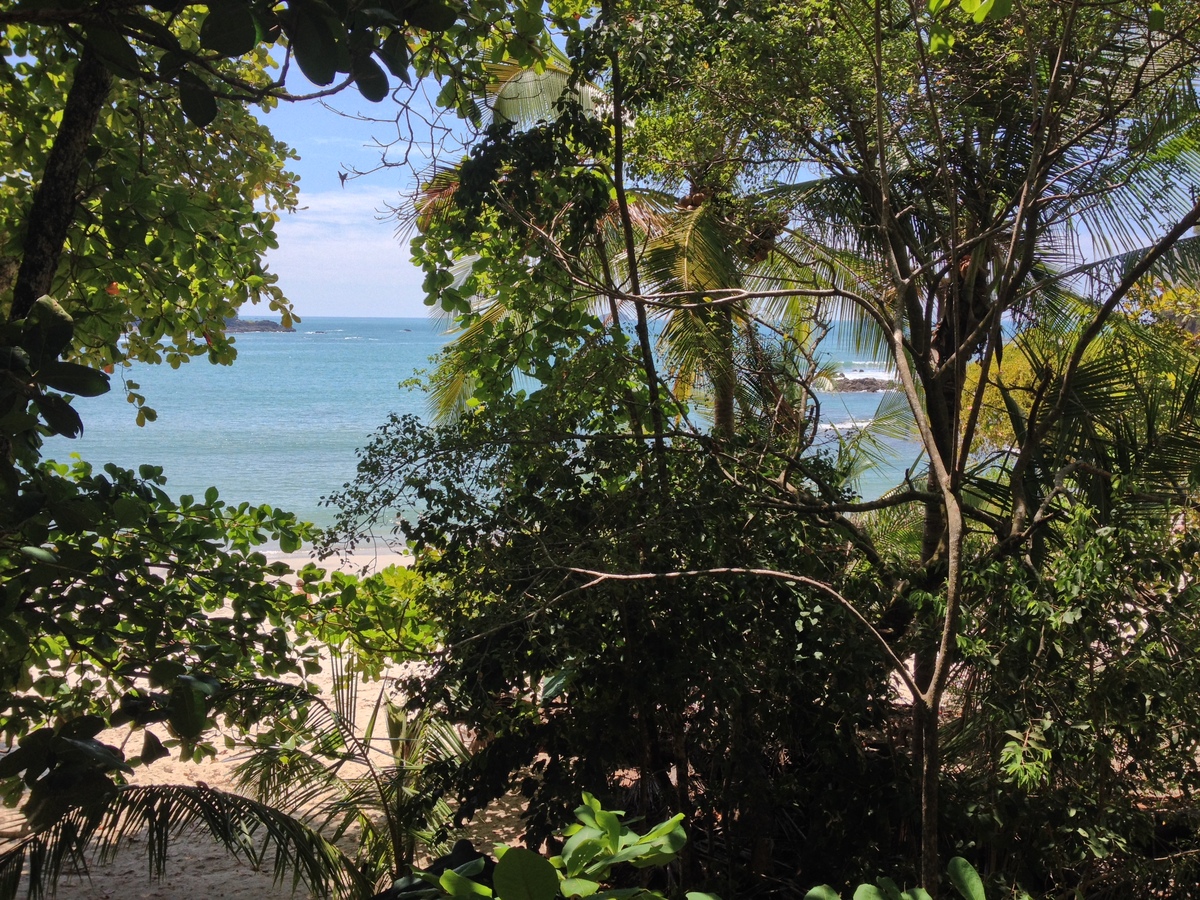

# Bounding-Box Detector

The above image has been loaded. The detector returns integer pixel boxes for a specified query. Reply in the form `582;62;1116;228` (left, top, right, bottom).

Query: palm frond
0;785;370;900
643;204;742;296
480;47;600;127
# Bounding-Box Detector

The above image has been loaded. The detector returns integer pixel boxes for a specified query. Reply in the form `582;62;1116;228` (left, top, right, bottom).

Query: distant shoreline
225;318;295;333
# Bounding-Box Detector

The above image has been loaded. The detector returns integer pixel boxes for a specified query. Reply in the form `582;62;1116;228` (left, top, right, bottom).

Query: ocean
50;317;918;531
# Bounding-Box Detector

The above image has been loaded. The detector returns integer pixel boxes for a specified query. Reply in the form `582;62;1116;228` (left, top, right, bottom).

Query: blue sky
253;81;441;319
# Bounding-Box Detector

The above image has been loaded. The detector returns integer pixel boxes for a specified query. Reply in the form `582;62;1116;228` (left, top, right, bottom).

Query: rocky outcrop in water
224;314;294;333
830;373;896;392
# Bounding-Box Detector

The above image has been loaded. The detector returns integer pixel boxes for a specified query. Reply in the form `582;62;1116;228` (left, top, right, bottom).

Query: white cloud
264;185;430;318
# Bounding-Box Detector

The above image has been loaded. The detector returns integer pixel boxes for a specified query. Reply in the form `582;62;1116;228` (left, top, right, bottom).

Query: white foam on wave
840;367;894;380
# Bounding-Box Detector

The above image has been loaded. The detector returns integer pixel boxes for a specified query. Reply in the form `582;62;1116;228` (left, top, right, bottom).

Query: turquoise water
49;317;918;529
55;317;445;529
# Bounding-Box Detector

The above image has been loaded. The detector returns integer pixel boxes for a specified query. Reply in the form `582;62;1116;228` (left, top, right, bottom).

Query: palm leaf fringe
0;784;371;900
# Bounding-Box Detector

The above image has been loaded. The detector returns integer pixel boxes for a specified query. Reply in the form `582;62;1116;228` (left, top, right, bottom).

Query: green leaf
36;361;110;397
561;878;599;898
440;868;493;897
377;30;411;82
852;887;887;900
0;729;54;779
23;296;74;364
179;72;219;126
149;660;187;687
493;847;559;900
85;27;141;77
139;731;171;764
58;715;107;740
946;858;985;900
804;889;842;900
928;22;955;52
1149;2;1165;30
20;545;59;564
24;767;118;830
53;736;133;774
561;835;603;877
404;0;458;31
168;681;209;740
594;808;622;852
35;393;84;437
541;669;571;702
0;346;31;372
112;495;145;527
200;0;260;57
352;53;390;101
288;0;341;86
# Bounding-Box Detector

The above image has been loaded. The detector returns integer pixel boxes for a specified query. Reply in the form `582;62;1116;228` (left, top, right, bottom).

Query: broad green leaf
53;736;133;774
404;0;457;31
804;889;842;900
440;869;492;897
179;72;219;126
36;361;110;397
493;847;559;900
200;0;260;57
1149;2;1165;31
85;27;141;76
24;768;118;830
139;731;171;764
20;545;59;564
640;813;685;841
541;669;571;702
0;346;31;371
594;808;622;851
58;715;107;739
352;54;390;102
562;834;604;877
0;729;54;779
288;0;340;86
23;296;74;364
928;22;955;52
168;682;209;740
853;887;887;900
149;660;187;687
561;878;600;898
378;31;411;82
33;393;83;437
946;858;985;900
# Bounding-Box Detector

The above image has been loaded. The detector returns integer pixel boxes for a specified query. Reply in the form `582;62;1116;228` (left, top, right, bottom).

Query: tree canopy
325;0;1200;896
6;0;1200;897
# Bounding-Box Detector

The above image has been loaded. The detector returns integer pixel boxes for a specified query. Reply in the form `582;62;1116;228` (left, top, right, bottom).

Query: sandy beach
6;547;486;900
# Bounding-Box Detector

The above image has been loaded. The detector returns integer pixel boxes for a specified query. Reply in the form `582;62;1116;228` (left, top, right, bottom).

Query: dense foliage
6;0;1200;897
328;0;1200;897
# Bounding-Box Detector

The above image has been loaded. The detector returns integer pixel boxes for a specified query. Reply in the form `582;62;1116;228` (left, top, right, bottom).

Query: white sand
6;549;428;898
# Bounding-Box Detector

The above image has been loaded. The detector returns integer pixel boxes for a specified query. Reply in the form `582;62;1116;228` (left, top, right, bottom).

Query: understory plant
392;792;720;900
232;564;461;894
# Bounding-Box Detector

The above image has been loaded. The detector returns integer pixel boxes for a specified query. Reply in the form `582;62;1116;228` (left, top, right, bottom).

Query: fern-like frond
0;785;370;900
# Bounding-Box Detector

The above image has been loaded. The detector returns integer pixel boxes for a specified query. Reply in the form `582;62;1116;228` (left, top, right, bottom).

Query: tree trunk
11;43;112;321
